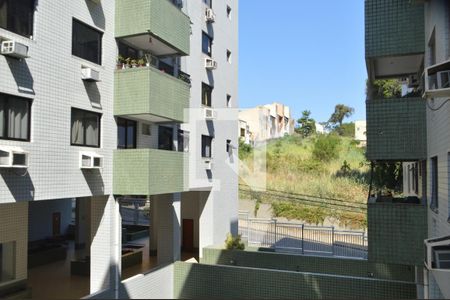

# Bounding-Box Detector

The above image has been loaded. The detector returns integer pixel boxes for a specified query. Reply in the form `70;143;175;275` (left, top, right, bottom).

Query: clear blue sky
238;1;366;123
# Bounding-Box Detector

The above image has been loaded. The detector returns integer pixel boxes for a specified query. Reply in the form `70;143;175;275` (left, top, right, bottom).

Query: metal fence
238;211;368;259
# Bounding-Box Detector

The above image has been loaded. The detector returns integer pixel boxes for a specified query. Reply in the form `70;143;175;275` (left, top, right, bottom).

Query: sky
238;1;367;123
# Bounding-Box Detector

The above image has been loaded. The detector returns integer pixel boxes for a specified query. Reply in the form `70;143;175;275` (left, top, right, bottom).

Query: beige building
354;120;367;146
239;102;295;143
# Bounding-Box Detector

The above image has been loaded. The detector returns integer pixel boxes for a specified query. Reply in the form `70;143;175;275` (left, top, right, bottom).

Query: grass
239;134;369;229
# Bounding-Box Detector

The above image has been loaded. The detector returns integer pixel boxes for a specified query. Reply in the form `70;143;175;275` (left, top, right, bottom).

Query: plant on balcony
117;55;125;69
124;57;131;69
130;59;138;68
138;58;146;67
224;233;245;250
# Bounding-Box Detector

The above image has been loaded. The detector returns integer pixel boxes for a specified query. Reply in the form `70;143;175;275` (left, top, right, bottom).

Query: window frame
72;18;103;65
202;31;213;57
226;94;232;108
117;117;137;150
71;108;102;148
0;0;35;38
0;93;32;142
202;82;213;107
201;135;213;158
226;50;232;63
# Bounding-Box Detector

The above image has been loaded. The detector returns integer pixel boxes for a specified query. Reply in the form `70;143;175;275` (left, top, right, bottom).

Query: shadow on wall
82;170;105;196
6;58;34;95
0;169;35;201
86;0;105;30
83;81;102;109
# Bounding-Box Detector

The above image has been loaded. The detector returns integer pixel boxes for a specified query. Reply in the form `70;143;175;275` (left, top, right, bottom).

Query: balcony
114;66;190;123
365;0;424;79
115;0;190;56
366;97;426;161
367;199;427;266
113;149;188;196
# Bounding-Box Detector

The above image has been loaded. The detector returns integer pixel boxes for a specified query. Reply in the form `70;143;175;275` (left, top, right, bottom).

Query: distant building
239;120;251;145
239;102;295;143
354;120;367;146
315;122;326;134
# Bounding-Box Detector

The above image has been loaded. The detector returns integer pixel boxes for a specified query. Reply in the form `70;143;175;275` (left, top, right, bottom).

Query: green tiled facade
368;203;427;266
201;247;415;282
366;98;426;161
173;262;416;299
365;0;424;58
114;67;190;123
113;149;187;196
116;0;190;55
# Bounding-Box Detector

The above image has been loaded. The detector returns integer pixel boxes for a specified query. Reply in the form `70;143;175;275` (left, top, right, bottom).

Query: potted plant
130;59;137;68
124;57;131;69
116;55;124;69
138;58;146;67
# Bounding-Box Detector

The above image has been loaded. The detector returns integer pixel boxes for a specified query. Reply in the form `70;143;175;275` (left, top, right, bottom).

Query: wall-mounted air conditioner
0;147;29;168
204;107;217;120
425;236;450;270
80;152;103;169
1;41;29;59
205;58;218;70
437;71;450;89
81;67;100;82
203;158;213;171
205;8;216;22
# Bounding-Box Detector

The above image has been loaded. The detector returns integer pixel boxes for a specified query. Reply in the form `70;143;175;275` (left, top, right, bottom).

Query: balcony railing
114;65;190;123
113;149;188;196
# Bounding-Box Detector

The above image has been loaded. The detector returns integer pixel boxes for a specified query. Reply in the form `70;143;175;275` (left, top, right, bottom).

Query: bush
225;233;245;250
238;139;252;160
312;134;340;162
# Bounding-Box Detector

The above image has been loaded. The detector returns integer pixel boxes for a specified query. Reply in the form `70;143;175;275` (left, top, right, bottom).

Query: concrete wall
0;0;116;203
28;198;72;242
173;262;417;299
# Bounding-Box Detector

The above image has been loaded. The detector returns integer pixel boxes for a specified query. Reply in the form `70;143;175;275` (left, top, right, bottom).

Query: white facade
354;120;367;145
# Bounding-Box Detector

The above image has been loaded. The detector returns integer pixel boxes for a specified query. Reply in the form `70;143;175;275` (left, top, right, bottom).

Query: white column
156;193;181;265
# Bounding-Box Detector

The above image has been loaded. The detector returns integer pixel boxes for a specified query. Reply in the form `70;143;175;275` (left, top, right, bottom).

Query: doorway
182;219;194;252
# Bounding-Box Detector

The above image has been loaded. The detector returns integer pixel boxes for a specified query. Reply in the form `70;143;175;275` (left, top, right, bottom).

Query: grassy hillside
239;134;369;229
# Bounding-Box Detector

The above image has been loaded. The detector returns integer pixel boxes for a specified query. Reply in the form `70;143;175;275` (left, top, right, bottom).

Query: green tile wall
114;67;190;123
366;98;427;161
368;203;427;266
116;0;190;55
113;149;188;196
365;0;425;58
174;262;417;299
201;247;415;282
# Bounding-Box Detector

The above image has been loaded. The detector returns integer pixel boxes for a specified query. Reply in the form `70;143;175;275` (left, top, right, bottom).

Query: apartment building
365;0;450;298
354;120;367;147
0;0;238;298
239;102;295;143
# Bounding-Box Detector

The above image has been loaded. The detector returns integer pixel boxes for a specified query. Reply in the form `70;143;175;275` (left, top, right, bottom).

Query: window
117;118;136;149
202;83;213;107
202;135;213;158
0;241;15;284
71;108;101;148
226;50;232;63
0;0;34;37
141;123;152;136
227;5;232;19
227;94;232;108
428;29;436;66
431;156;438;212
202;31;213;56
203;0;212;8
226;139;232;153
118;41;138;60
0;93;31;141
178;130;189;153
72;19;102;65
158;126;173;151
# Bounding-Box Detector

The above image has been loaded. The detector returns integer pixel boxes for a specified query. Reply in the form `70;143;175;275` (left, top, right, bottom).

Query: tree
328;104;355;128
295;110;316;137
368;79;402;99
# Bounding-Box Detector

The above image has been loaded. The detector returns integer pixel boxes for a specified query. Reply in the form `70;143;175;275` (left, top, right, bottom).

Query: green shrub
238;139;253;160
312;134;340;162
225;233;245;250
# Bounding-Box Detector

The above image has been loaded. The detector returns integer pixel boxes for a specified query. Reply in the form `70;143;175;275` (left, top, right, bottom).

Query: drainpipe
114;197;121;299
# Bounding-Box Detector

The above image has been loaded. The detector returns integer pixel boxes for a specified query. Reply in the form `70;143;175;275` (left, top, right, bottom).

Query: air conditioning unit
81;67;100;82
204;107;217;120
1;41;29;59
205;8;216;22
408;74;419;88
205;58;218;70
437;71;450;89
80;152;103;169
203;158;213;170
0;147;29;168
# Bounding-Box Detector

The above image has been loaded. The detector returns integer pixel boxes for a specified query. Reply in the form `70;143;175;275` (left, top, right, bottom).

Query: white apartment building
354;120;367;146
0;0;238;298
239;102;294;143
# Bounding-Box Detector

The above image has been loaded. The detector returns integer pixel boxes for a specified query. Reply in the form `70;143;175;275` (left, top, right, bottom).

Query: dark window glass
431;156;438;211
203;0;212;8
118;41;138;60
0;0;34;37
159;61;175;76
71;108;101;148
72;19;102;65
202;83;213;107
0;93;31;141
202;32;212;56
202;135;213;158
226;139;231;153
158;126;173;151
117;118;137;149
